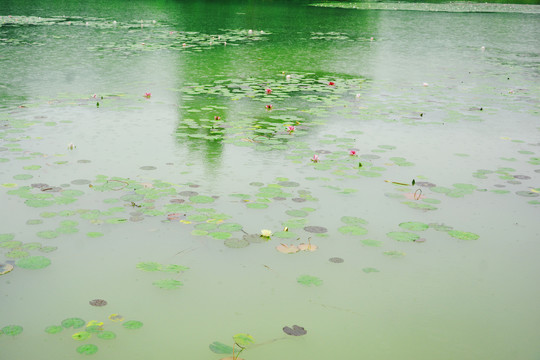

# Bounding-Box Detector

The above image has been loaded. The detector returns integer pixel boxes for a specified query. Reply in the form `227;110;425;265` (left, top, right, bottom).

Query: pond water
1;0;539;359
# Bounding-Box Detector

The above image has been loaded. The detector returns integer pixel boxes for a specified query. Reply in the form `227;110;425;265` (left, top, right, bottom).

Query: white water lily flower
260;229;272;238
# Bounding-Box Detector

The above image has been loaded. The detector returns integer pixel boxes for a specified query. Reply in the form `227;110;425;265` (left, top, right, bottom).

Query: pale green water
1;1;539;359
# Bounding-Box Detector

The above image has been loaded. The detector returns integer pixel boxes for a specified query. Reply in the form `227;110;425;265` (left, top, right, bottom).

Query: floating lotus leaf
283;325;307;336
162;264;189;273
56;226;79;234
297;275;323;286
86;325;103;333
105;218;127;224
399;222;429;231
278;181;300;187
340;216;368;225
16;255;51;269
25;199;55;207
387;231;419;242
44;325;63;334
515;191;539;197
195;223;217;231
122;320;143;329
209;341;233;354
72;331;92;341
62;318;85;329
282;218;307;229
218;223;243;232
6;250;29;259
89;299;107;307
210;231;232;240
0;263;14;275
0;233;15;241
276;244;299;253
361;239;383;247
338;225;368;236
2;325;23;336
13;174;33;180
191;229;208;236
383;250;406;258
76;344;98;355
233;333;254;348
246;202;268;209
97;331;116;340
40;246;57;253
0;241;22;248
87;232;104;238
140;166;156;170
303;226;327;233
243;233;267;243
21;242;41;250
362;267;380;273
286;209;309;217
273;231;297;239
298;243;318;251
136;262;161;272
329;257;344;263
224;238;250;248
447;230;479;240
189;195;214;203
152;279;183;289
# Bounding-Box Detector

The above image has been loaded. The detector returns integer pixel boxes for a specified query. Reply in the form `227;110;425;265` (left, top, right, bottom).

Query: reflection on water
1;1;539;360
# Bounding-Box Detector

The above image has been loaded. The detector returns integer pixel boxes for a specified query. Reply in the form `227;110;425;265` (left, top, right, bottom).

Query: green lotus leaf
45;325;63;334
340;216;368;225
61;318;86;329
72;331;92;341
210;231;232;240
233;333;255;348
297;275;323;286
209;341;233;354
189;195;215;203
122;320;143;329
338;225;368;236
360;239;383;247
447;230;479;240
161;264;189;273
76;344;98;355
136;262;161;272
387;231;419;242
398;222;429;231
96;331;116;340
16;255;51;269
152;279;183;290
2;325;23;336
36;230;58;239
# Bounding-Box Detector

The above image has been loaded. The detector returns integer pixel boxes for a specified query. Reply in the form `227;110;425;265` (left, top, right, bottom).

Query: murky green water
1;0;539;359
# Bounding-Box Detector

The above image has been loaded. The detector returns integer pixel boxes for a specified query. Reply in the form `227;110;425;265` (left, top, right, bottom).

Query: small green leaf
233;333;255;348
209;341;233;354
297;275;323;286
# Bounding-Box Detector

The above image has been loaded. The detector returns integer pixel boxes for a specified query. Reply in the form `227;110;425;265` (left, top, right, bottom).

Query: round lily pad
338;225;368;236
6;250;29;259
16;256;51;269
36;230;58;239
246;202;268;209
340;216;368;225
97;331;116;340
72;331;92;341
304;226;327;233
87;232;104;238
360;239;383;247
152;279;183;290
2;325;23;336
123;320;143;329
136;262;161;272
89;299;107;307
297;275;323;286
383;250;406;258
283;325;307;336
61;318;85;329
278;181;300;187
45;325;63;334
224;238;250;248
387;231;419;242
219;223;243;232
329;257;344;263
286;209;309;217
210;232;232;240
362;267;380;273
447;230;479;240
140;166;156;170
76;344;98;355
273;231;297;239
515;190;539;197
398;222;429;231
189;195;215;203
0;263;14;275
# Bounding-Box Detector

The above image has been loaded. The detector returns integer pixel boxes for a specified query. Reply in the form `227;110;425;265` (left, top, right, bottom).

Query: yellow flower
260;229;272;238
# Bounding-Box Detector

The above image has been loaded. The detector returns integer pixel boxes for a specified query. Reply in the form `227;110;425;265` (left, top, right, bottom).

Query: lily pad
122;320;143;330
0;263;14;275
45;325;64;334
297;275;323;286
96;331;116;340
283;325;307;336
303;226;327;233
76;344;98;355
340;216;368;225
362;267;380;273
89;299;107;307
152;279;183;289
233;333;254;348
383;250;406;258
1;325;23;336
399;221;429;231
224;238;250;248
329;257;344;263
189;195;215;203
360;239;383;247
136;262;161;272
72;331;92;341
210;231;232;240
16;255;51;269
61;318;85;329
387;231;419;242
209;341;233;354
338;225;368;236
447;230;479;240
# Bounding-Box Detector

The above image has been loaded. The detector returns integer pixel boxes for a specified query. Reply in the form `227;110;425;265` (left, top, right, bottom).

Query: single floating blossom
349;150;357;156
248;29;253;34
144;92;151;98
311;154;319;163
214;116;221;120
328;81;335;86
355;93;361;99
260;229;272;238
67;143;76;150
265;88;272;94
287;125;296;134
422;82;429;87
265;104;273;110
286;74;291;80
92;94;97;98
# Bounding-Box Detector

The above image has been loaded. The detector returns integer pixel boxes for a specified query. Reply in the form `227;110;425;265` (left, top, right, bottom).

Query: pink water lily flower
265;104;273;110
328;81;335;86
287;125;296;134
144;92;151;98
349;150;357;156
311;154;319;163
265;88;272;94
214;116;221;120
